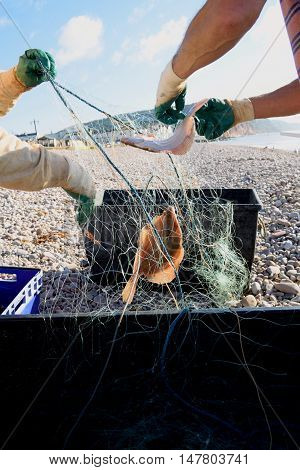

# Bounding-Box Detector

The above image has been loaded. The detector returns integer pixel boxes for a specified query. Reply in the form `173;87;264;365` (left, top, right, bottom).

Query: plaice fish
122;206;184;304
121;99;208;156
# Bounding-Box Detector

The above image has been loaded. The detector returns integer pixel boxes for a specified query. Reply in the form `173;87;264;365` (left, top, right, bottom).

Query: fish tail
122;274;139;304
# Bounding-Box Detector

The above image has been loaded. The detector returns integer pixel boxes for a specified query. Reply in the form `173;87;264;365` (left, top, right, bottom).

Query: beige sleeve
225;98;255;125
0;68;28;117
0;127;96;197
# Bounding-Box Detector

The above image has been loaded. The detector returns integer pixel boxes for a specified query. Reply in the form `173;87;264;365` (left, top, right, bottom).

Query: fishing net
2;8;300;451
36;85;249;316
19;86;255;447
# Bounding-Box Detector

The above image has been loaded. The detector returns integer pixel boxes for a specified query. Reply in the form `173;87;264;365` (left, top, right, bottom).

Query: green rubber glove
66;191;95;228
194;98;235;140
16;49;57;88
155;88;187;126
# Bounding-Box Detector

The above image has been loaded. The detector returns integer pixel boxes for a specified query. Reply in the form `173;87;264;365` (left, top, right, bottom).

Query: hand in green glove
194;98;255;140
66;191;95;228
155;60;187;126
194;99;235;140
16;49;57;88
155;89;187;126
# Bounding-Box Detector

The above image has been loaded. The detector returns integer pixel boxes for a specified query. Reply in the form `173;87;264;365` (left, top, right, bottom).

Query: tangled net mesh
38;86;249;316
1;10;298;451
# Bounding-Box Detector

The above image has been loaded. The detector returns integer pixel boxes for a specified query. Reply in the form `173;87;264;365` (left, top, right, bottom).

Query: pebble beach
0;142;299;313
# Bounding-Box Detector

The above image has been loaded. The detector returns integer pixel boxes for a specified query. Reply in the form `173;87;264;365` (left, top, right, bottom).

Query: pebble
261;300;273;307
241;295;257;308
269;295;278;305
270;230;286;238
266;267;280;280
274;281;300;295
251;282;261;295
287;269;298;276
15;249;28;256
42;251;56;260
276;219;291;227
265;283;274;295
286;264;295;271
281;240;294;250
289;212;299;220
1;145;300;313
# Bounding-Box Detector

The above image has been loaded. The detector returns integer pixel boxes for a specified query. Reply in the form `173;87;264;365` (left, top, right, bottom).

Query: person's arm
0;50;95;223
0;127;96;225
155;0;267;124
0;49;56;117
0;68;28;117
0;127;95;198
250;80;300;118
193;80;300;140
173;0;267;79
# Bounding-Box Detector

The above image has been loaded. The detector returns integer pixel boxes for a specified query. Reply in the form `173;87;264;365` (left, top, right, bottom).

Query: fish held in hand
121;99;208;155
122;206;184;304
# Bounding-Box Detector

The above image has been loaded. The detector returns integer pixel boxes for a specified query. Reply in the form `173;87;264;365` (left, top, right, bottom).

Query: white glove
155;61;187;125
155;61;186;107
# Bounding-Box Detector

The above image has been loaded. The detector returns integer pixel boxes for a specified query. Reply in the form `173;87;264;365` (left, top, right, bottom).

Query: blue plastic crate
0;267;43;316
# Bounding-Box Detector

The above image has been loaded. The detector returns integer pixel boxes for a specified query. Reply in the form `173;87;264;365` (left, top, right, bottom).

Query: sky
0;0;299;135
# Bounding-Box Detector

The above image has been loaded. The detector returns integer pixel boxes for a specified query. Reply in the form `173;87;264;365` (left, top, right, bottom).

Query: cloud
113;17;187;65
0;17;9;27
135;17;187;62
55;15;104;67
128;0;156;24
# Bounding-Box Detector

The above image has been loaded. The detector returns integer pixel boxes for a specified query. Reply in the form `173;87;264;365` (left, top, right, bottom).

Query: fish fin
123;248;141;304
139;225;152;245
132;247;141;273
146;263;176;284
146;248;184;285
173;247;184;269
122;273;139;304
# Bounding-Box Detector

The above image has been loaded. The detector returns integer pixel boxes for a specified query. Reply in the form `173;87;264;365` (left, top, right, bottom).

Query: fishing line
53;81;137;133
210;309;300;449
1;0;296;449
52;80;183;182
32;62;185;303
42;75;190;444
160;307;242;434
1;328;83;449
0;2;189;448
0;0;31;48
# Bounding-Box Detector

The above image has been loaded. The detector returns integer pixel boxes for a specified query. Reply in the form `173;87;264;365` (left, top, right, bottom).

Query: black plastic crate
0;307;299;450
84;188;262;285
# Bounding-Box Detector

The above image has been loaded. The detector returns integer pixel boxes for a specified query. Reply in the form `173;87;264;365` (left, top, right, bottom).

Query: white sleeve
0;127;95;197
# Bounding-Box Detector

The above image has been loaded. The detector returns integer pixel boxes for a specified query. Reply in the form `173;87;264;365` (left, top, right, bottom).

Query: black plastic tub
0;307;299;450
84;188;262;286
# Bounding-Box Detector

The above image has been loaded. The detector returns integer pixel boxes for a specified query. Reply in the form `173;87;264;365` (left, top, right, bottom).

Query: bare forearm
250;80;300;119
173;0;266;79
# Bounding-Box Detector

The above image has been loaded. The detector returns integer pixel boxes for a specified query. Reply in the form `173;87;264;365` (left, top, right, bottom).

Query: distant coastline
214;131;300;152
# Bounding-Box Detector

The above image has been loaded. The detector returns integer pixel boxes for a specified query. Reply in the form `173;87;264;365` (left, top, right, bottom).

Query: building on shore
37;135;59;147
16;132;37;142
